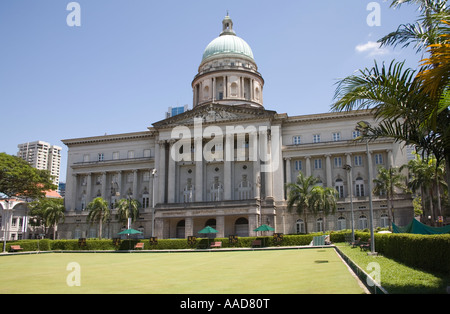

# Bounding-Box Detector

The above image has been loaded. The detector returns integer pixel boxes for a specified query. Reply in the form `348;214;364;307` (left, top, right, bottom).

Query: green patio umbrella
198;226;218;248
118;228;143;235
198;226;218;234
118;228;143;250
253;224;275;232
253;224;275;247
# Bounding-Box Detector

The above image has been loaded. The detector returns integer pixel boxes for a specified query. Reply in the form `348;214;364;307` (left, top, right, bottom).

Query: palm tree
43;200;65;240
402;153;447;225
309;185;338;231
372;166;407;229
115;197;141;229
286;172;318;234
332;0;450;196
86;197;110;239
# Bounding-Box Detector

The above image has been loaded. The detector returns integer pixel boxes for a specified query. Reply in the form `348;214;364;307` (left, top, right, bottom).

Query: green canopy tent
253;224;275;246
198;226;218;248
393;219;450;235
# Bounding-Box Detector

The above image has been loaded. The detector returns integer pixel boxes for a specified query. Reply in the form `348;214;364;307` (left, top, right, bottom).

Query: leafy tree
86;197;110;239
0;153;56;198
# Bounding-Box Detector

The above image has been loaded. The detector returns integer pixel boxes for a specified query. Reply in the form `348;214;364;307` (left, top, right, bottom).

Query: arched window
176;220;185;239
230;82;238;97
380;214;389;228
296;219;305;234
335;178;344;198
203;85;210;100
316;218;324;232
205;219;216;229
355;177;365;197
337;216;346;230
235;217;249;237
358;215;368;229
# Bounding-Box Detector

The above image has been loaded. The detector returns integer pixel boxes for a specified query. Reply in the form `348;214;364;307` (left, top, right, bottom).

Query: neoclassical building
58;15;413;240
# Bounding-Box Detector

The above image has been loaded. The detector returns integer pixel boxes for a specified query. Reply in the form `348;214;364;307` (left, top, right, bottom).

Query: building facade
17;140;62;186
58;15;413;240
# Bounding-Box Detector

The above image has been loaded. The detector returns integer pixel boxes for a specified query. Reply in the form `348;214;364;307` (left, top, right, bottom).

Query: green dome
202;34;254;62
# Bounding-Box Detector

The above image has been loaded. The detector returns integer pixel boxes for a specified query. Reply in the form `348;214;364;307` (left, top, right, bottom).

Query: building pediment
152;103;277;129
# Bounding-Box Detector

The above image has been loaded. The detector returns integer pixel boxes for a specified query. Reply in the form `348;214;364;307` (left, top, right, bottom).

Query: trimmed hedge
374;233;450;275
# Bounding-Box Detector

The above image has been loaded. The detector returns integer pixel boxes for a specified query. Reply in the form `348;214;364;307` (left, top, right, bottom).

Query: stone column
167;140;176;203
216;214;225;238
132;170;138;199
158;140;166;203
305;156;311;177
325;154;332;188
185;216;193;239
224;133;232;200
71;173;78;211
285;158;291;185
195;137;203;202
86;173;92;204
101;172;107;199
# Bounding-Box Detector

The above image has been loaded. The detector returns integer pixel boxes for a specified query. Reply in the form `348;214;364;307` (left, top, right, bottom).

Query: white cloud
355;41;390;56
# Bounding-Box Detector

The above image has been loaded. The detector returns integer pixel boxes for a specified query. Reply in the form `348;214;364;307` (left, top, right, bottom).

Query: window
128;150;135;159
380;214;389;228
316;218;324;232
335;179;344;198
113;152;119;160
313;134;321;143
333;132;341;141
144;149;151;158
334;157;342;168
352;130;361;139
375;153;383;165
237;175;252;200
355;177;365;197
293;136;301;145
83;154;90;162
337;217;346;230
359;215;368;229
142;196;150;208
210;177;223;201
296;219;305;234
98;153;104;162
143;171;150;182
295;160;302;171
354;155;363;166
314;159;322;169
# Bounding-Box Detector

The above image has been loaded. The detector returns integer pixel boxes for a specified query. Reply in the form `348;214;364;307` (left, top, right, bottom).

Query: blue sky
0;0;424;182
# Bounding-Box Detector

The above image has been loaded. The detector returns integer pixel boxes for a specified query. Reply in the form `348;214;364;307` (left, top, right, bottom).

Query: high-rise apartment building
17;141;62;186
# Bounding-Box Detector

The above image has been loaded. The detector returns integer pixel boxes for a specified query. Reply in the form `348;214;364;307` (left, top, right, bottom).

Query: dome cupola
192;14;264;109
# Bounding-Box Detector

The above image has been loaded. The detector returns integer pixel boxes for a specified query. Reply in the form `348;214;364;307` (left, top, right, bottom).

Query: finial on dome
220;13;236;36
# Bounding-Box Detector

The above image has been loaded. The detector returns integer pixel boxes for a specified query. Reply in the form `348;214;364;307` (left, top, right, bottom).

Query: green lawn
336;244;450;294
0;248;366;294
